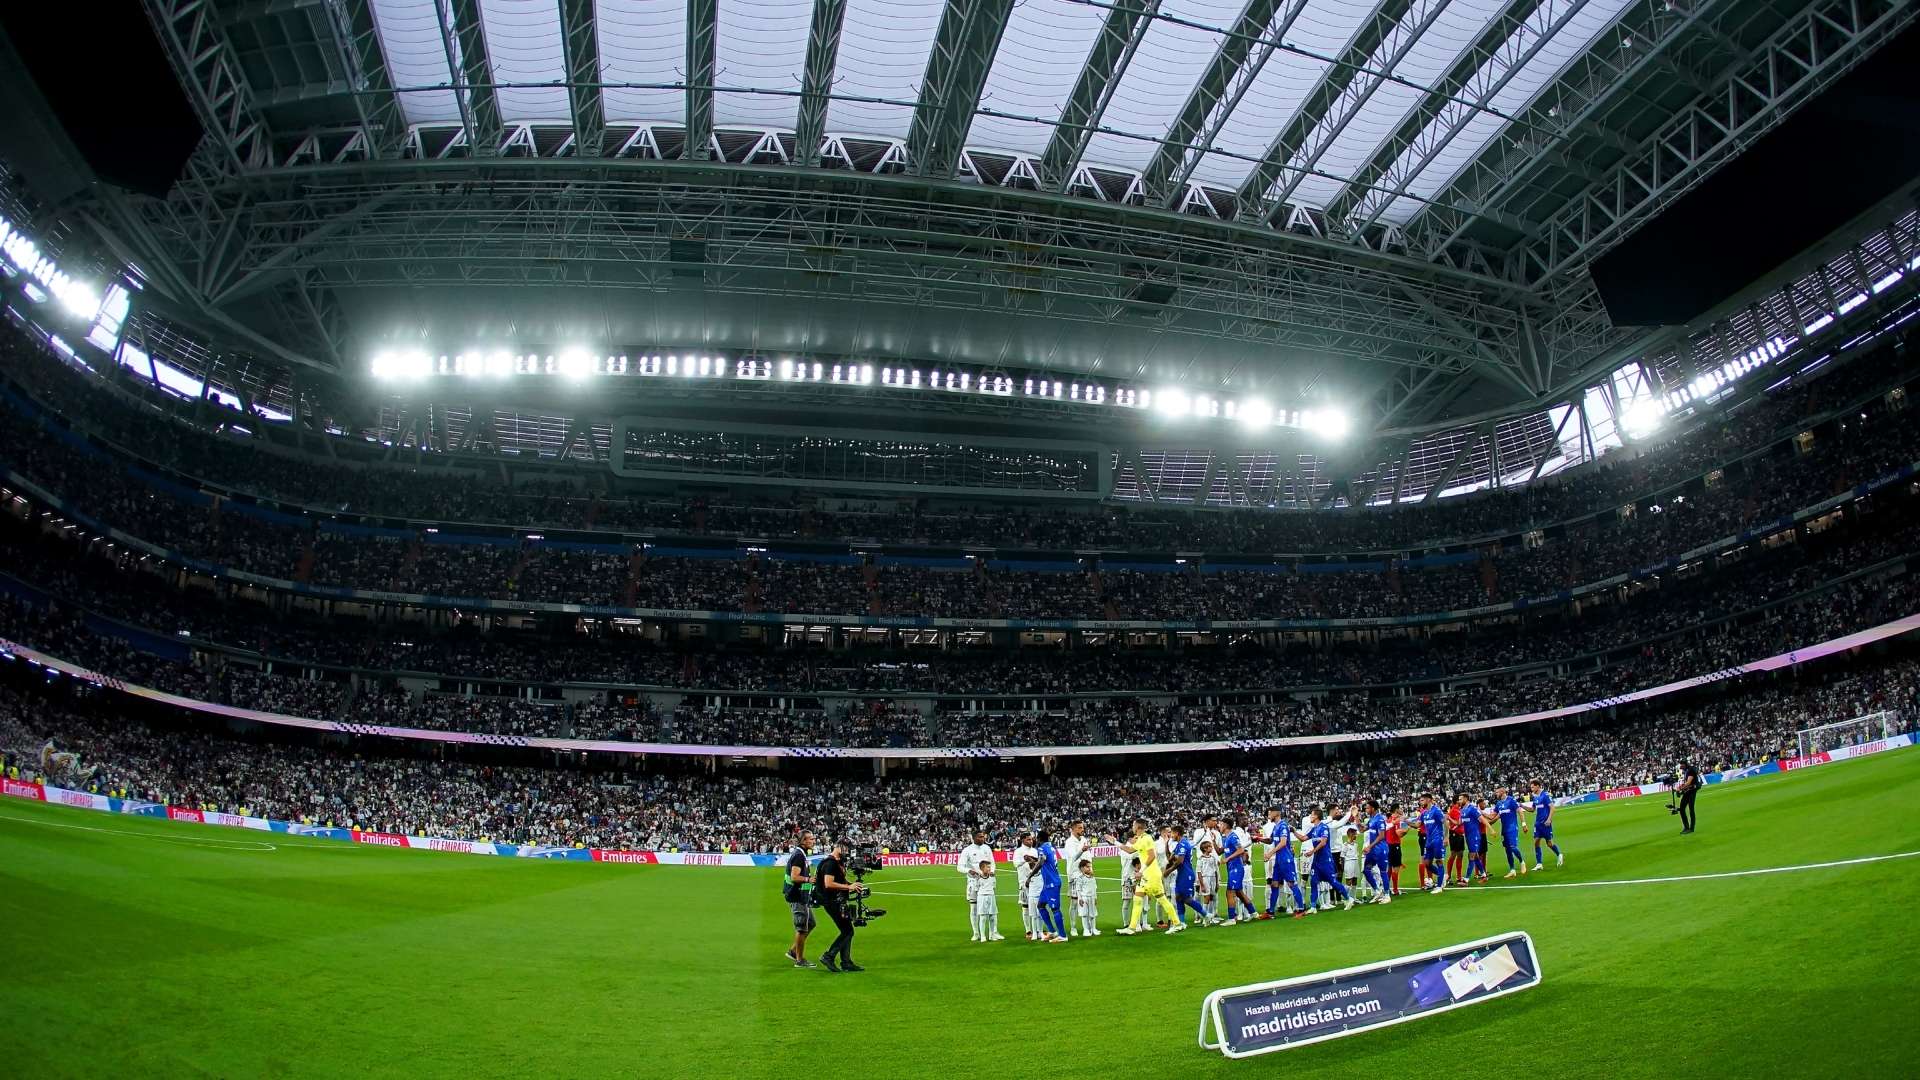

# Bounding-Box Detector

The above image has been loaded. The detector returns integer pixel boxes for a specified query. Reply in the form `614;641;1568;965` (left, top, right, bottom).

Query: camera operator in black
816;841;865;973
783;830;817;969
1675;762;1701;834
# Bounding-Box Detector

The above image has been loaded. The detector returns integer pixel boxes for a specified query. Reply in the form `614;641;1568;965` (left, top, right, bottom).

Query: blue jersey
1419;806;1445;845
1365;813;1389;856
1266;821;1296;866
1461;804;1484;841
1497;795;1520;831
1531;791;1553;825
1306;822;1334;864
1172;838;1195;887
1037;842;1061;886
1222;830;1243;863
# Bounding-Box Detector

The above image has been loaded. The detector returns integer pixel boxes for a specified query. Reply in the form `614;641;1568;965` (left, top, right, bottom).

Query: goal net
1796;710;1901;759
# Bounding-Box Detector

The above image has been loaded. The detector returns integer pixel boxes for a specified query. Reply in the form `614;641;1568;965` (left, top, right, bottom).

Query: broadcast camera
845;848;888;926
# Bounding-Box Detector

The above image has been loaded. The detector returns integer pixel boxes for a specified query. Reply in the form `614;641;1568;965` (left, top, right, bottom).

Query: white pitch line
0;812;278;851
1453;849;1920;890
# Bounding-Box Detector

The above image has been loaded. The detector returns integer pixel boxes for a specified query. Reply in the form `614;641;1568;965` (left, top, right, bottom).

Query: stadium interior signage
1197;931;1542;1057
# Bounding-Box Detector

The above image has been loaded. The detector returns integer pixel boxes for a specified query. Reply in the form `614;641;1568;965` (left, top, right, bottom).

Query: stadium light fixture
1237;398;1274;429
1302;407;1350;440
484;351;513;378
1621;399;1665;437
557;349;593;380
1155;388;1191;418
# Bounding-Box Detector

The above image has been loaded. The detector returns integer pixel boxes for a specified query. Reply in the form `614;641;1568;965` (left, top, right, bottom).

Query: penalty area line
1466;849;1920;890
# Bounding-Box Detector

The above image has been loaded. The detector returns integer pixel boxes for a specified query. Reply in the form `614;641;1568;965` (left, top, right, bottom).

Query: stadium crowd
4;654;1912;853
0;321;1915;626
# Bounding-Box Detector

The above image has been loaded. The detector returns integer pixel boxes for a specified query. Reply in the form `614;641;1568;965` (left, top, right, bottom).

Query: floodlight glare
1621;399;1665;437
369;351;393;379
58;282;102;321
1155;388;1191;418
557;349;593;380
485;351;512;377
1303;407;1350;439
1237;397;1274;428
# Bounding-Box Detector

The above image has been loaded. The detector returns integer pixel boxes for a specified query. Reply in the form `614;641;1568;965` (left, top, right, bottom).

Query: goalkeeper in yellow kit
1116;822;1179;936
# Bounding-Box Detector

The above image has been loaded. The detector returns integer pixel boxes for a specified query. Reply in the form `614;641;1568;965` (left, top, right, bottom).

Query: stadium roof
44;0;1917;454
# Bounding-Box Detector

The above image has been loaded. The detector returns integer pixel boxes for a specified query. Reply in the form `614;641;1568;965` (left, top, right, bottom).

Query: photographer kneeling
816;841;866;973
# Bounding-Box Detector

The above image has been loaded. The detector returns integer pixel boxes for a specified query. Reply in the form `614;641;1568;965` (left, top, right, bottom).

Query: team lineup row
772;789;1572;967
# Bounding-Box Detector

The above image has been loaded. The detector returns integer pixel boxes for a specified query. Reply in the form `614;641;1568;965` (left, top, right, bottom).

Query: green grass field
4;751;1920;1079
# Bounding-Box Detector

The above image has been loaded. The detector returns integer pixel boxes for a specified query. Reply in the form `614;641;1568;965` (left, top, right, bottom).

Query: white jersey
1013;845;1037;888
972;884;998;916
957;843;995;898
1061;834;1091;882
1197;853;1220;891
1196;827;1224;861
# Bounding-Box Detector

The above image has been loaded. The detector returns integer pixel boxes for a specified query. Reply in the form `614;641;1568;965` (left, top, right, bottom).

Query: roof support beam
1140;0;1302;207
324;0;407;159
1400;283;1537;400
1519;0;1917;287
1320;0;1573;236
1398;0;1727;261
143;0;274;173
794;0;849;168
1233;0;1417;223
684;0;717;159
1038;0;1160;193
908;0;1014;179
558;0;606;156
1259;0;1450;218
438;0;503;156
1420;426;1487;503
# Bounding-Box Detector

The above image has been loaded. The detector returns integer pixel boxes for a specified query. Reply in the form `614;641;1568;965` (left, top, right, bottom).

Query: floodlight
485;351;512;377
1303;407;1350;439
1621;399;1665;437
1237;398;1274;428
557;349;593;379
1155;388;1190;418
58;281;102;320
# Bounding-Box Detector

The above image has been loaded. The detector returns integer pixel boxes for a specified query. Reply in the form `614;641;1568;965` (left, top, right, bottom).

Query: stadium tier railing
4;734;1911;866
4;612;1917;759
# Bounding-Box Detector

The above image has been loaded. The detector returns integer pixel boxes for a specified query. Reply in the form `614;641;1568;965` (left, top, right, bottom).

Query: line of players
955;783;1566;941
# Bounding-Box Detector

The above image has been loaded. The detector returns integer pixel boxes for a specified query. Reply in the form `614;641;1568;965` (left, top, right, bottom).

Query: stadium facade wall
4;737;1912;868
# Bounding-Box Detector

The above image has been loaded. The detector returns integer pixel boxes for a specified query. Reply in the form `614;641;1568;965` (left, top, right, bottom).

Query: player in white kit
1060;822;1097;938
1195;839;1221;925
1195;817;1225;918
957;829;999;942
1012;833;1038;939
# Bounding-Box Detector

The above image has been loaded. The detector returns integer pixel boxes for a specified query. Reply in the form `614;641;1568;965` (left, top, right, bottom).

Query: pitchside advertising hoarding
1198;932;1543;1057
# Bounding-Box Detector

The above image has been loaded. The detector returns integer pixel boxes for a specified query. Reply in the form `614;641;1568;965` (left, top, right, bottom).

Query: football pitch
4;753;1919;1079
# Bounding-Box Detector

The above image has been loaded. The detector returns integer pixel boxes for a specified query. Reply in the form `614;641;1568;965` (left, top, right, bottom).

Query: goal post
1796;710;1901;759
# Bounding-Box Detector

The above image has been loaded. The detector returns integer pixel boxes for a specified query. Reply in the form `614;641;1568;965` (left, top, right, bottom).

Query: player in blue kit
1301;809;1356;913
1528;780;1564;870
1220;817;1255;922
1460;796;1487;883
1168;825;1208;928
1362;802;1393;905
1494;786;1527;878
1258;808;1307;920
1418;795;1448;894
1032;831;1066;942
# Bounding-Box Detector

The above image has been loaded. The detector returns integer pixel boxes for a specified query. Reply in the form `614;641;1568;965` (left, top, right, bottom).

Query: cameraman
783;830;817;969
816;840;865;973
1675;762;1701;834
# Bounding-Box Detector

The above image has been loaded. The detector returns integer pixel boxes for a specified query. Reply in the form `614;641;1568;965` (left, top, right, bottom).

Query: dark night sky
1589;21;1920;326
